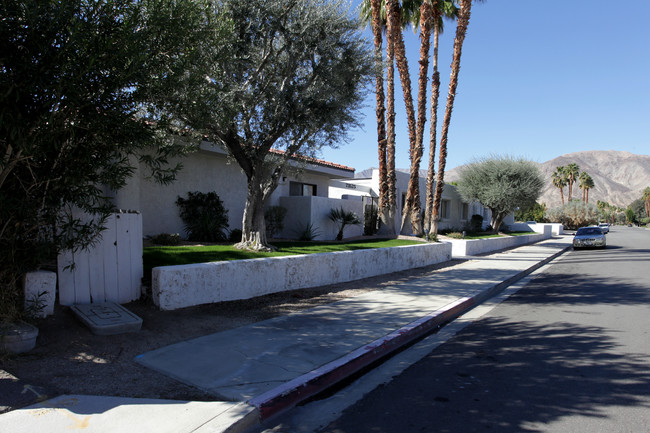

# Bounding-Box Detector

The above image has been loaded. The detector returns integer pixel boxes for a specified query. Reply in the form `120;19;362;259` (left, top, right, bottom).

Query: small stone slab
71;302;142;335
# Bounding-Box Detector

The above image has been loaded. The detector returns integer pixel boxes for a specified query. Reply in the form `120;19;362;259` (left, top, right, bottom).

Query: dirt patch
1;258;462;409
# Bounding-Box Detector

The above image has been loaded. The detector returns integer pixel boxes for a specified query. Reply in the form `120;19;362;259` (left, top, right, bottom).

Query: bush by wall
176;191;229;242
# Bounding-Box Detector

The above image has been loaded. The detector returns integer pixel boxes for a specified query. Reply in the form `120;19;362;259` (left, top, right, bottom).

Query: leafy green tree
515;202;546;223
169;0;373;251
456;156;544;233
0;0;222;321
641;187;650;221
628;198;646;222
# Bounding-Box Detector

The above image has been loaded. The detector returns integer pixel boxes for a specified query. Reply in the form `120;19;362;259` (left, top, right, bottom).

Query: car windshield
576;227;602;235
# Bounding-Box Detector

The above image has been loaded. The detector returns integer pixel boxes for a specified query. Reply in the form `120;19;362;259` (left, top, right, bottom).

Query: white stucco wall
446;229;551;257
152;242;452;310
113;142;355;239
278;195;364;240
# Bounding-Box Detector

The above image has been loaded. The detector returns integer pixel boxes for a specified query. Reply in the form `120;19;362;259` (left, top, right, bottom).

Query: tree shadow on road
323;278;650;433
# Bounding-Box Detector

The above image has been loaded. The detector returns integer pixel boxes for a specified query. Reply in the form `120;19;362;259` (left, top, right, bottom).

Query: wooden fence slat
73;248;91;304
115;213;133;304
57;212;142;306
102;214;119;303
57;249;76;306
88;228;107;303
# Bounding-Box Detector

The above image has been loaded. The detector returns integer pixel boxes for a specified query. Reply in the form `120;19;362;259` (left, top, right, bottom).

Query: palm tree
362;0;423;236
565;163;580;201
552;166;567;205
578;171;588;202
365;0;391;233
431;0;474;235
424;0;459;234
385;0;420;235
361;0;399;234
400;0;432;236
329;207;362;241
579;171;595;203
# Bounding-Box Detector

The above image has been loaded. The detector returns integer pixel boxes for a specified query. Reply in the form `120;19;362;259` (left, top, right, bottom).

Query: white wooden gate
57;212;143;305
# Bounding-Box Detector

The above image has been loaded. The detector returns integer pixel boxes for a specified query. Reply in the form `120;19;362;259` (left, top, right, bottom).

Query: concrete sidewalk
0;236;571;433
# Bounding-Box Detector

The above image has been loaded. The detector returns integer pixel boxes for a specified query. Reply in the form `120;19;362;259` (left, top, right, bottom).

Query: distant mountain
444;150;650;208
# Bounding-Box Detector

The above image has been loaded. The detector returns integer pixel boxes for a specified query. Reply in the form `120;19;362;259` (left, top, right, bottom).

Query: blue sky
319;0;650;173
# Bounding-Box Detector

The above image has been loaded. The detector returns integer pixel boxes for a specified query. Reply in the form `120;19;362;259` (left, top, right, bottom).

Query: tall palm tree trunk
369;0;391;233
385;0;398;231
400;1;433;236
432;0;472;234
425;1;442;234
388;0;419;236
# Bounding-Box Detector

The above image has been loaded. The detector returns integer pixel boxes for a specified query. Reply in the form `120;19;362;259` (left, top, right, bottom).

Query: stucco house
111;141;505;241
328;168;508;235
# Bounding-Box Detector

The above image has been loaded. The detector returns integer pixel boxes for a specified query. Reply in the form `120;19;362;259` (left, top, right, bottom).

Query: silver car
598;223;609;234
573;226;606;249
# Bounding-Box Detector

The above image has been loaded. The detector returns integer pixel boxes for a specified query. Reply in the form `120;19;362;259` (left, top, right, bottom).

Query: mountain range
445;150;650;209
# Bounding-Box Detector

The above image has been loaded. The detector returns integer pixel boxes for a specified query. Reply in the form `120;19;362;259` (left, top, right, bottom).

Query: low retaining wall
152;242;452;310
508;222;564;236
447;227;552;257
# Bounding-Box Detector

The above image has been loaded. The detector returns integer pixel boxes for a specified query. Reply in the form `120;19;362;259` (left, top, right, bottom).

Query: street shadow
324;316;650;432
505;272;650;307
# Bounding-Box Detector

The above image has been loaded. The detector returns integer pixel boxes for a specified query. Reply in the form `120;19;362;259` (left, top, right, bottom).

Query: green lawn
143;238;423;280
505;231;537;236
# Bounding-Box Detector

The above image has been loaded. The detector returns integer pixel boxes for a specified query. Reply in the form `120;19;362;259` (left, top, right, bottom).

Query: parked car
598;223;609;234
573;226;607;249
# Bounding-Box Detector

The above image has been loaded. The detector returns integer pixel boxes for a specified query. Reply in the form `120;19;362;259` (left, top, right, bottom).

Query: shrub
150;233;182;246
328;207;361;241
176;191;229;242
446;232;464;239
545;201;599;229
363;205;379;236
469;214;483;233
295;223;321;241
264;206;287;238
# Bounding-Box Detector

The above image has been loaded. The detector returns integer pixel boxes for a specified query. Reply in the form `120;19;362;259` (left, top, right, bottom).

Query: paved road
259;226;650;432
317;226;650;432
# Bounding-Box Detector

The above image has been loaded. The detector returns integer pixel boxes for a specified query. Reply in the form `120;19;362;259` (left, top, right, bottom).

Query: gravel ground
1;257;461;412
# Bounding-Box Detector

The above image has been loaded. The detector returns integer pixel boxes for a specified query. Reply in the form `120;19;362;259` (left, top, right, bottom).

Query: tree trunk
401;1;432;237
425;10;442;234
388;0;420;236
369;0;390;234
432;0;473;235
237;177;274;251
383;0;398;235
560;187;564;205
491;210;507;233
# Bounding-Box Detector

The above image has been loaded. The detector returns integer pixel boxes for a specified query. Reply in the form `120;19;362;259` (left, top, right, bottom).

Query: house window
440;199;450;219
460;203;469;221
290;181;317;196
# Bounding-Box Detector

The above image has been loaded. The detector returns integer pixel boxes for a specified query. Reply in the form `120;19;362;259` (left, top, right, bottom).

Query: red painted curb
248;296;475;420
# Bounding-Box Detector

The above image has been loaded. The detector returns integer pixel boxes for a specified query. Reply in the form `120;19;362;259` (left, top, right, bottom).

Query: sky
318;0;650;173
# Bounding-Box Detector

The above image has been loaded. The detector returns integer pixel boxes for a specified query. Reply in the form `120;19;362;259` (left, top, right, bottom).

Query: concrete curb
245;242;572;425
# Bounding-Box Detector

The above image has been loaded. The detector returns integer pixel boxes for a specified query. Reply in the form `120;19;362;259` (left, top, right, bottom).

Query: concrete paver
0;236;571;433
